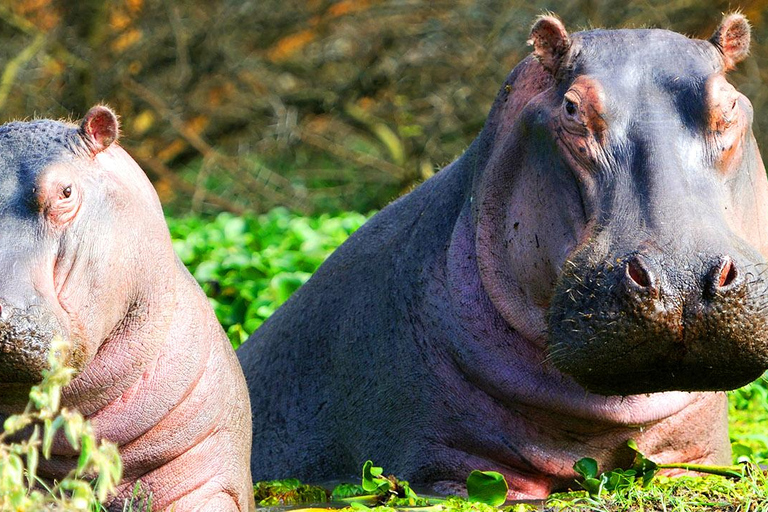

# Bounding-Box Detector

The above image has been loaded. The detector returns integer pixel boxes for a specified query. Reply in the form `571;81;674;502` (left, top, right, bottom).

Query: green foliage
573;440;748;502
728;373;768;464
167;208;369;348
331;483;367;500
0;337;123;511
362;461;392;494
465;471;508;507
253;478;329;506
357;461;420;505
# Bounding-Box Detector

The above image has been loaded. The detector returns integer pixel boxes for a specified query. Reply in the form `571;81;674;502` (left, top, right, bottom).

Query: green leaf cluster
167;208;369;348
0;337;123;510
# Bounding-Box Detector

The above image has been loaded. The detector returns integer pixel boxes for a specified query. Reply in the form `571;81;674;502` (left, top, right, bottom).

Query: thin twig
299;130;405;182
124;78;309;213
123;144;247;215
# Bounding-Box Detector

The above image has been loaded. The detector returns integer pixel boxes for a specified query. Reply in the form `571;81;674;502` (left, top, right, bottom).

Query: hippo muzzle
548;243;768;395
0;300;63;383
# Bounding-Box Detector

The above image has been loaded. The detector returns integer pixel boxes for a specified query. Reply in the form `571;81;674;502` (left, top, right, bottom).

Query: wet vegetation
249;453;768;511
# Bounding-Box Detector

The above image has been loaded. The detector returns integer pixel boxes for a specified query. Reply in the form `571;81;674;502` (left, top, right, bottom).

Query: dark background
1;0;766;214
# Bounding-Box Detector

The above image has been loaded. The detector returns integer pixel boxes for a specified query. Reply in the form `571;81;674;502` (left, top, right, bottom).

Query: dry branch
124;78;310;213
125;144;247;215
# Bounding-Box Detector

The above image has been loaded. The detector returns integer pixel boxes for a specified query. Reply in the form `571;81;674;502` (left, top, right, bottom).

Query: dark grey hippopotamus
0;107;254;511
238;14;768;497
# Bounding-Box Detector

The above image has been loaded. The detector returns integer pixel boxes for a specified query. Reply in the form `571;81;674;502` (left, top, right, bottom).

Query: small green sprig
0;336;123;511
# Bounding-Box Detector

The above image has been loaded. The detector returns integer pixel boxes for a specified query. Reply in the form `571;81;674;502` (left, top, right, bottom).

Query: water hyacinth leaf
604;469;636;492
573;457;599;480
579;476;604;496
627;439;659;485
466;470;508;506
402;482;418;500
361;460;390;493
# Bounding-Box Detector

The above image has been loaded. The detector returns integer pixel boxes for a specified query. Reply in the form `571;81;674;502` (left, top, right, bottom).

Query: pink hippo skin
238;14;768;498
0;107;254;511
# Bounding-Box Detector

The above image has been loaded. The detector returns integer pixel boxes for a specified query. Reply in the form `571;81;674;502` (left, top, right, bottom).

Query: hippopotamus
0;107;254;511
238;13;768;497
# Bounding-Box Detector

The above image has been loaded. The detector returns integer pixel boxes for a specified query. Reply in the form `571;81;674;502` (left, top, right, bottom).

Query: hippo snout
623;254;741;299
548;249;768;396
0;299;64;384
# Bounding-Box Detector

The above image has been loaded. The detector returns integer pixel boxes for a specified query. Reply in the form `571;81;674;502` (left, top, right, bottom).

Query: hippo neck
61;261;178;416
443;198;713;426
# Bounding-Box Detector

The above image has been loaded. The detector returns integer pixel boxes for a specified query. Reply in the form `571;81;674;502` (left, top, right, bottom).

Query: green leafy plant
359;460;420;504
465;470;508;506
573;439;747;498
0;336;123;511
168;208;369;348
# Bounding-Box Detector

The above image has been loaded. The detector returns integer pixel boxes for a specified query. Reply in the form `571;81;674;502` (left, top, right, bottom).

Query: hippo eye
61;186;72;199
565;99;578;116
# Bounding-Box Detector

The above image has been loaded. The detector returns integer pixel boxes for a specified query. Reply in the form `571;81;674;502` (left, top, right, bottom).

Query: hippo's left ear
79;105;119;156
528;15;570;75
709;13;750;71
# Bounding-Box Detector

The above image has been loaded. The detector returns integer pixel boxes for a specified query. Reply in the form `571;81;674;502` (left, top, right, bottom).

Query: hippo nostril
626;257;652;289
715;257;738;289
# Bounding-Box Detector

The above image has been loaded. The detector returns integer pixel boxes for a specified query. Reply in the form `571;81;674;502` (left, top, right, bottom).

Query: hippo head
473;14;768;396
0;107;175;408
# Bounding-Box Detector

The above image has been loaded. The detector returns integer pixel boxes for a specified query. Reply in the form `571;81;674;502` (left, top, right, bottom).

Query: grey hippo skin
238;14;768;498
0;107;254;511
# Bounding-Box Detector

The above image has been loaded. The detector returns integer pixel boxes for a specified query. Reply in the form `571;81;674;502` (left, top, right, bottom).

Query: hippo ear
79;105;119;155
709;13;750;71
528;15;571;75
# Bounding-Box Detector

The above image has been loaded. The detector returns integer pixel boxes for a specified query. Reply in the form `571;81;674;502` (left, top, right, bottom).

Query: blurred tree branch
0;33;44;112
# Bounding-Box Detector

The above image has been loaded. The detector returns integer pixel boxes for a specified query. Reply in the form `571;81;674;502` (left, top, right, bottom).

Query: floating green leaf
466;470;508;506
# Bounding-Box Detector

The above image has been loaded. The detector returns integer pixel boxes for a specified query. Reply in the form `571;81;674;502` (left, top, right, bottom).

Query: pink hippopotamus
0;106;254;511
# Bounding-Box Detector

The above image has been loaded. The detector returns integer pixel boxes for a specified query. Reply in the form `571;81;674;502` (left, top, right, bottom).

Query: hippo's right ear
528;15;570;75
79;105;119;156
